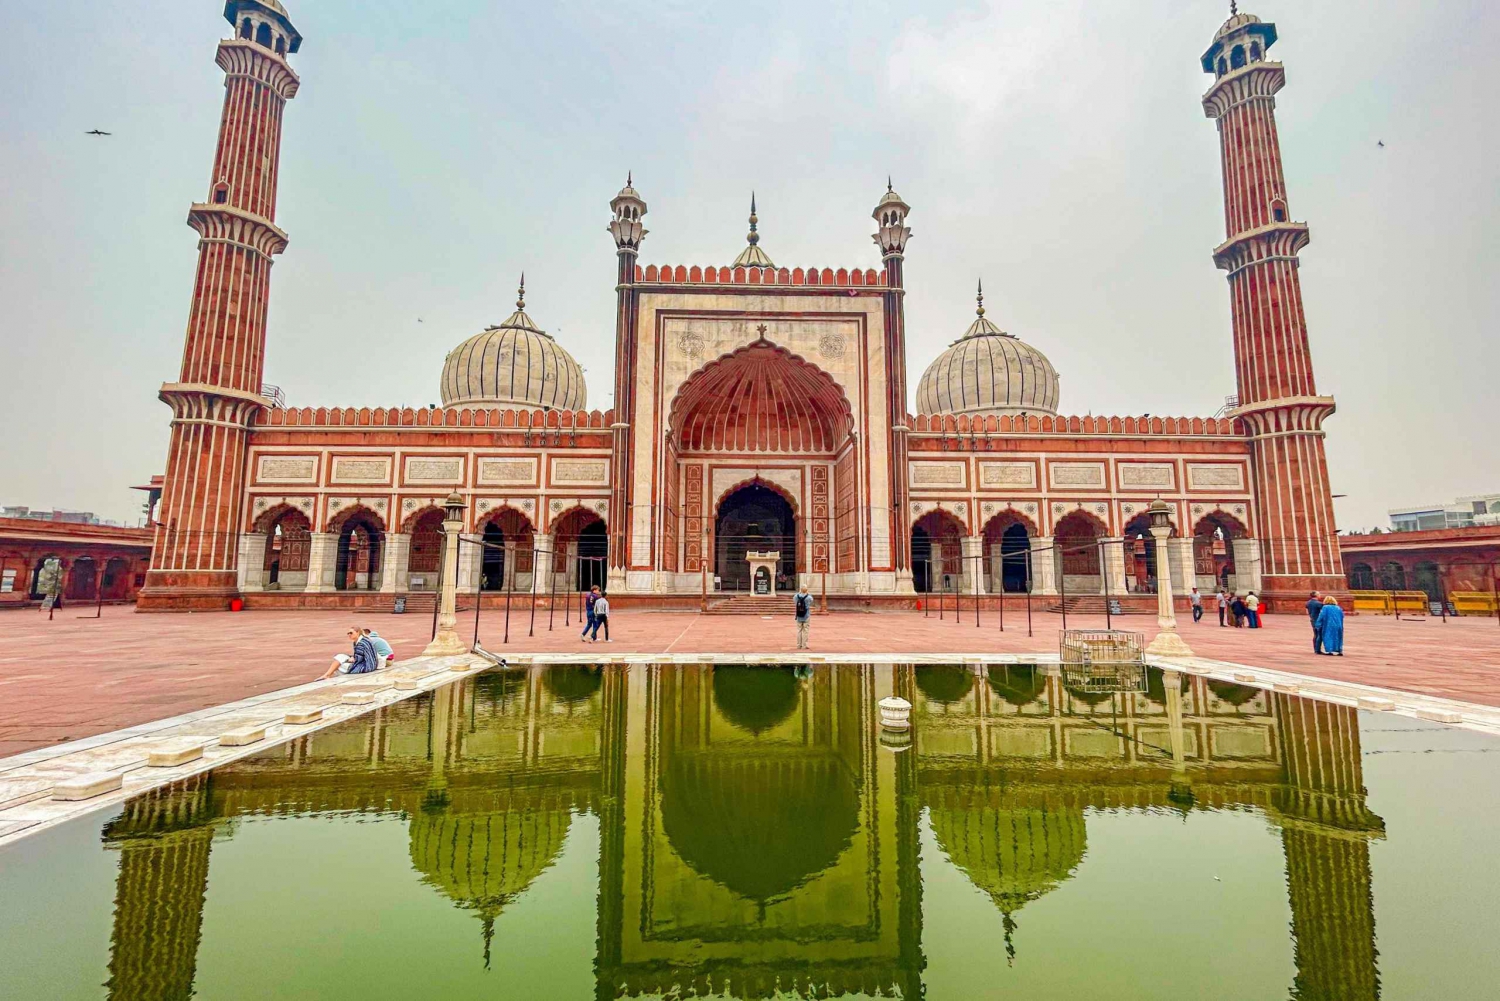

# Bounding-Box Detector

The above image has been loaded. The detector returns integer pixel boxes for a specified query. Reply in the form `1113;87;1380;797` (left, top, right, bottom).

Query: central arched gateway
715;484;796;591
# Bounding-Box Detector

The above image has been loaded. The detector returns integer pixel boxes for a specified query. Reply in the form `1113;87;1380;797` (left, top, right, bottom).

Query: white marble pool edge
3;649;1497;849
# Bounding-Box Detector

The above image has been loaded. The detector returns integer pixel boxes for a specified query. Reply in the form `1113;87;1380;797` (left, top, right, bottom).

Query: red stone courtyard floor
2;604;1499;758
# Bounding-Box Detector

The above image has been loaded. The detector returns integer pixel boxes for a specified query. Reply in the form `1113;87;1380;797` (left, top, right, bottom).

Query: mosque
138;1;1345;612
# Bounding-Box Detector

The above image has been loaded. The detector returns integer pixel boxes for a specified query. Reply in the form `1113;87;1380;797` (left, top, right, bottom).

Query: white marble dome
440;281;587;411
916;285;1060;417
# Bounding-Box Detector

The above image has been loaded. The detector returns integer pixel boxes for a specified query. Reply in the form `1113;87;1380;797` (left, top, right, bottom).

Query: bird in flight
1377;140;1385;148
85;129;111;136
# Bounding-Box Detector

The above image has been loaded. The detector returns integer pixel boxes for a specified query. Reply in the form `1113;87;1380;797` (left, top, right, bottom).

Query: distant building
1388;494;1500;533
0;506;104;525
0;518;154;606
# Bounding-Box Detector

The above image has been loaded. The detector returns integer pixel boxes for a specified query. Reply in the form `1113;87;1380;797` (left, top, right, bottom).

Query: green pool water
3;663;1498;1000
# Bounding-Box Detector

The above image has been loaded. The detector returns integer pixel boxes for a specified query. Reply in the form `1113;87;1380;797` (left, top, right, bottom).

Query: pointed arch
670;341;854;453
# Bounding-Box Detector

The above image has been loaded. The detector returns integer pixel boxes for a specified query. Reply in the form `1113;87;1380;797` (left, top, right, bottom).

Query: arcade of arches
0;517;151;607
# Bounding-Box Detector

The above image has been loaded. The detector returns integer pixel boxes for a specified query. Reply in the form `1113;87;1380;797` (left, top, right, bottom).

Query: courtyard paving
2;604;1499;758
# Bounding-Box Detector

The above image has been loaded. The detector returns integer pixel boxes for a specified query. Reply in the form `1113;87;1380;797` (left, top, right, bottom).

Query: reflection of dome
1207;679;1261;707
712;666;800;735
662;754;859;905
988;665;1047;707
926;787;1086;958
916;283;1060;417
439;277;587;410
409;802;571;963
543;666;603;705
917;666;975;706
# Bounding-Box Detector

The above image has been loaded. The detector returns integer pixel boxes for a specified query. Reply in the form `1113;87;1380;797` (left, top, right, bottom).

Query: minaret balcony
1202;61;1284;118
1212;221;1309;274
215;39;300;100
187;204;289;261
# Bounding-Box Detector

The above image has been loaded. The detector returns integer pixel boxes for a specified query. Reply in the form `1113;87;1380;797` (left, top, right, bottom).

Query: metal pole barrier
937;558;944;621
94;566;104;619
1059;546;1068;632
974;554;981;629
430;538;443;642
472;539;484;651
548;548;558;632
1025;551;1033;638
528;547;538;639
503;559;513;645
1101;539;1113;631
564;548;572;628
998;560;1005;633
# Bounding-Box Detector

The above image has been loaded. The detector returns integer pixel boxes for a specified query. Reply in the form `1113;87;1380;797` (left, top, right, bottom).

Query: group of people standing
1307;591;1345;655
1191;587;1263;628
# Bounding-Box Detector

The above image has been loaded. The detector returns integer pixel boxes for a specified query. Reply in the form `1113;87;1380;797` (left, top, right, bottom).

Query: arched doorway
1379;561;1406;592
333;509;384;591
1054;511;1105;593
406;509;445;591
551;507;608;593
913;510;965;594
1193;512;1247;592
30;556;62;600
1413;561;1443;603
66;557;98;601
983;512;1034;593
478;508;534;592
260;507;311;588
1347;563;1375;590
1122;513;1174;594
101;557;132;600
715;484;796;592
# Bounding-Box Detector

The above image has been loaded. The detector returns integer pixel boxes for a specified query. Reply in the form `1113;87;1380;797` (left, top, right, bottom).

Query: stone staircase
1044;594;1158;615
706;594;799;616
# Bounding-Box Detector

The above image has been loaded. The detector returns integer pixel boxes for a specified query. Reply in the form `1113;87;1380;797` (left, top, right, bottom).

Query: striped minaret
139;1;301;610
1202;7;1346;608
606;176;647;589
874;182;913;585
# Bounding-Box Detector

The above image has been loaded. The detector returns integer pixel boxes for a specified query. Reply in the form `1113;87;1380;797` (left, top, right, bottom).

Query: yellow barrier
1452;591;1499;616
1350;590;1393;614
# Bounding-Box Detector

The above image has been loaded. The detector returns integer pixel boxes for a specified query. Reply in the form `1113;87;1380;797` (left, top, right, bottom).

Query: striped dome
916;284;1060;417
440;280;587;411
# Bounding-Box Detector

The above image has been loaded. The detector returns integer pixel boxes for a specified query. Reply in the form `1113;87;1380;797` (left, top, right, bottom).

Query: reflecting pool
4;663;1500;999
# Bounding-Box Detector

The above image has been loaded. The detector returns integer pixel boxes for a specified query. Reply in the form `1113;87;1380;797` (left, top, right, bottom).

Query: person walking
1315;595;1345;655
1245;591;1261;628
589;593;611;642
1305;592;1323;653
581;585;600;642
793;584;813;650
1216;587;1229;627
1190;587;1203;623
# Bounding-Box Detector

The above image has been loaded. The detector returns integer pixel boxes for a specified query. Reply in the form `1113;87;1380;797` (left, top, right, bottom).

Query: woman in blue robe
1315;597;1344;655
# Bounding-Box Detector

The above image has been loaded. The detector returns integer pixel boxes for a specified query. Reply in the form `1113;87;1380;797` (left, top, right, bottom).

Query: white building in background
1389;494;1500;532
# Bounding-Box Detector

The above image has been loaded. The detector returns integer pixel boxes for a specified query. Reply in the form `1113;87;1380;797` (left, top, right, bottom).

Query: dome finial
626;169;632;187
1229;0;1237;14
517;273;525;311
976;279;985;317
747;192;760;246
887;175;893;193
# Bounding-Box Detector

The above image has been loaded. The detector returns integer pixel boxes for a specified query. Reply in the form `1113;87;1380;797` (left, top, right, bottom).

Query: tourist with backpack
793;584;813;650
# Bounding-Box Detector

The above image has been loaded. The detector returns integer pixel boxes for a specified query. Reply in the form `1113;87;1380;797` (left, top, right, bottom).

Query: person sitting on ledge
318;627;381;679
363;628;395;665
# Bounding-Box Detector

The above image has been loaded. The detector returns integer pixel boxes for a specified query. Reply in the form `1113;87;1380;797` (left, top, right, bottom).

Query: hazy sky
2;0;1496;530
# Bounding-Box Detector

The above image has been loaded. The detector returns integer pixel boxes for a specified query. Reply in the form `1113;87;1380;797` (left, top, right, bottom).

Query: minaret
607;175;647;588
138;1;301;610
1201;7;1345;607
874;181;913;587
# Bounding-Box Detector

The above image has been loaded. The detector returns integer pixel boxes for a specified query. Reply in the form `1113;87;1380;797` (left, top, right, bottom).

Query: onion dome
439;276;587;411
732;193;775;268
915;281;1060;417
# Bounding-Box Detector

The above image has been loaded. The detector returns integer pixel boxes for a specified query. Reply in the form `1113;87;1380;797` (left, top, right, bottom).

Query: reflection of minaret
891;665;924;997
102;777;218;1001
1274;695;1383;1001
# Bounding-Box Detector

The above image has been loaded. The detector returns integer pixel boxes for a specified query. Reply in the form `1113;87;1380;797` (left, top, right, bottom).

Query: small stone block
450;662;472;672
1357;697;1395;712
284;709;324;725
342;691;376;705
52;771;123;801
1273;683;1300;694
1416;708;1463;724
394;678;421;691
219;725;267;747
147;742;205;768
1233;672;1257;683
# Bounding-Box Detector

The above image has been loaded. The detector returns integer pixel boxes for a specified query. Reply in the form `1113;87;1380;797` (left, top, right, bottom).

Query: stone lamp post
1145;499;1194;658
423;492;471;657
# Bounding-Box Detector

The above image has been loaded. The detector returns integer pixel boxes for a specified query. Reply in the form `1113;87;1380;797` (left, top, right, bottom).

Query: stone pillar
1101;538;1128;596
380;533;409;593
1146;517;1193;658
1031;537;1057;595
456;536;481;595
504;540;519;592
423;499;468;656
1171;537;1197;592
303;533;338;593
1232;538;1263;593
565;540;580;591
961;535;984;595
930;542;946;591
532;533;554;594
237;533;267;592
989;544;1004;595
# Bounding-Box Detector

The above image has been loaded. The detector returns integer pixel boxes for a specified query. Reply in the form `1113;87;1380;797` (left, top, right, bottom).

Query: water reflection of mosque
101;664;1383;1000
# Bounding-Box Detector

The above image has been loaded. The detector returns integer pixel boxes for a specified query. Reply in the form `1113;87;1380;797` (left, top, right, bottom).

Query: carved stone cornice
1202;61;1284;119
159;383;270;428
215;39;300;100
186;204;289;261
1212;221;1310;273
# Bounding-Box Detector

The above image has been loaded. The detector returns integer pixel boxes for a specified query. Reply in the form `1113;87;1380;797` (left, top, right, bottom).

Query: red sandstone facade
1340;527;1500;603
140;5;1337;613
0;519;152;608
